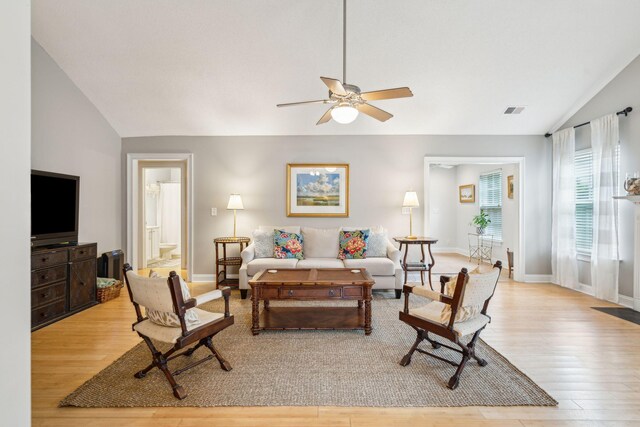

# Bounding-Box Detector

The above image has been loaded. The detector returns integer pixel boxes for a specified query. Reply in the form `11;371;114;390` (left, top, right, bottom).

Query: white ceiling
32;0;640;137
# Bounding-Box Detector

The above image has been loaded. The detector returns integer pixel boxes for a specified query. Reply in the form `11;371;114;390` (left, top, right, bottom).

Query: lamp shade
331;103;359;124
227;194;244;210
403;191;419;208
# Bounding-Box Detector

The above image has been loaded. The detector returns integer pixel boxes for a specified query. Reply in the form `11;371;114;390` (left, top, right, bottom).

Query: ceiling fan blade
316;108;333;125
320;77;347;96
356;103;393;122
277;99;331;108
360;87;413;101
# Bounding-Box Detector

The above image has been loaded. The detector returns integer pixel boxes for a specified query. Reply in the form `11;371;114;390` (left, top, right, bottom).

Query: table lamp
227;194;244;238
403;191;419;239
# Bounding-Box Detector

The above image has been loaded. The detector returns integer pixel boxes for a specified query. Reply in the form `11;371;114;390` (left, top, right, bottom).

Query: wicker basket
97;280;124;303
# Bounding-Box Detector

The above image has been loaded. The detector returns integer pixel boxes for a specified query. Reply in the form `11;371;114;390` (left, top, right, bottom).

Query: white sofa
239;226;403;299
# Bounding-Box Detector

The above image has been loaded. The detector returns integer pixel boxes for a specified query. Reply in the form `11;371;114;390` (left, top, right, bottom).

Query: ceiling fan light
331;104;359;124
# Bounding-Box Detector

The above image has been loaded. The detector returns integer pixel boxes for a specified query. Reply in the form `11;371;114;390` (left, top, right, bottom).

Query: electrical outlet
401;207;411;215
210;207;217;216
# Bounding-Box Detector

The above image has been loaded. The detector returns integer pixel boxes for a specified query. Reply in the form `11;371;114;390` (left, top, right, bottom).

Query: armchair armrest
402;283;453;313
386;240;401;263
241;243;256;264
194;289;223;306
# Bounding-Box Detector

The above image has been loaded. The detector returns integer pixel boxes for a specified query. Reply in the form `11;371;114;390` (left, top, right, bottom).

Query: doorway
127;153;193;280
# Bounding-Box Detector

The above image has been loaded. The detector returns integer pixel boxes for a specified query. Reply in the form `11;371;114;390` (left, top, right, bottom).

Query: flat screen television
31;170;79;247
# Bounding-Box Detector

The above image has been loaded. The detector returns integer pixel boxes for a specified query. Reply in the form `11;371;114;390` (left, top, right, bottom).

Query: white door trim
424;156;526;282
127;153;194;281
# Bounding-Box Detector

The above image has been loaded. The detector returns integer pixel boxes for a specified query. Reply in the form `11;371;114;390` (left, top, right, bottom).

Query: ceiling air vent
504;106;526;115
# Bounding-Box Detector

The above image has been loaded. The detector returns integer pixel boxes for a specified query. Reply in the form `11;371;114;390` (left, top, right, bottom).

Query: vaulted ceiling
32;0;640;137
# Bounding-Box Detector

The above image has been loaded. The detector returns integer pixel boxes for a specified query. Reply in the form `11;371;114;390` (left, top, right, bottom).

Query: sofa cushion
259;225;300;234
342;258;396;276
247;258;299;276
252;229;274;258
367;229;389;257
301;227;339;258
297;258;345;269
274;230;304;259
338;229;369;259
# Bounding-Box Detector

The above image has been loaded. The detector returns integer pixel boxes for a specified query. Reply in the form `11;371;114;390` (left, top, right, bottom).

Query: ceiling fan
276;0;413;125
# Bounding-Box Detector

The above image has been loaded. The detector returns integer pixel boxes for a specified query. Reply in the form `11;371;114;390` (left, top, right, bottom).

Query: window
479;169;502;241
574;146;620;254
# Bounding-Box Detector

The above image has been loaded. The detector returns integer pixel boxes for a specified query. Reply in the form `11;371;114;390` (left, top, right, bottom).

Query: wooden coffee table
248;268;374;335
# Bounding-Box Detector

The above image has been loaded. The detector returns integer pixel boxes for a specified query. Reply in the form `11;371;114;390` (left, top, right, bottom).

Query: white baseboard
575;282;636;309
618;294;635;309
432;247;468;257
522;274;552;283
191;274;214;283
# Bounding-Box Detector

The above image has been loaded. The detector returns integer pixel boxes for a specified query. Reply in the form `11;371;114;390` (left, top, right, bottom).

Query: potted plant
471;211;491;235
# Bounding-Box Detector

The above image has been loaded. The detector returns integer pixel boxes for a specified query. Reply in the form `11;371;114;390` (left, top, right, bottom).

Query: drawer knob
41;292;49;298
41;257;48;262
40;274;47;280
80;281;86;287
329;290;335;296
288;290;294;296
40;312;48;318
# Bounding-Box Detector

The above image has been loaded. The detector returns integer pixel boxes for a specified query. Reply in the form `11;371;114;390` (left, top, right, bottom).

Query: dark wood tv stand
31;242;98;331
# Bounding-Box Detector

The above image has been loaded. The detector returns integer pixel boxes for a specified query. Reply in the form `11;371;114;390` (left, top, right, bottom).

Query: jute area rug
60;294;557;407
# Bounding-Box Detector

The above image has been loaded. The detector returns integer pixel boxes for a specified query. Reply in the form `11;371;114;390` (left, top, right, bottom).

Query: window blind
575;149;593;253
574;145;620;254
479;170;502;241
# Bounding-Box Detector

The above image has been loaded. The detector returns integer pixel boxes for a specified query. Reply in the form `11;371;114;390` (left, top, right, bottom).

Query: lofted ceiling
32;0;640;137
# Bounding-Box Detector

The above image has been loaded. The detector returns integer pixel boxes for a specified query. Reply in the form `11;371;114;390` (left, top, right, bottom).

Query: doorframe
424;156;526;282
127;153;194;281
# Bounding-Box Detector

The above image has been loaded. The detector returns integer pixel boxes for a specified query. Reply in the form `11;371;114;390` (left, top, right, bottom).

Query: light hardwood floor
31;255;640;426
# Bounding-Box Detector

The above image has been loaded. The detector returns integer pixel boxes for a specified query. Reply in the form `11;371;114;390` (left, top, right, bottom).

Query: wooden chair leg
204;336;232;371
138;336;186;399
448;350;470;390
467;329;487;366
400;331;424;366
424;331;441;349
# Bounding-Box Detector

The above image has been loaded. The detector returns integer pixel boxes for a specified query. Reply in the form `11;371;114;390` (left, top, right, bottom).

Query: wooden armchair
122;264;234;399
398;261;502;389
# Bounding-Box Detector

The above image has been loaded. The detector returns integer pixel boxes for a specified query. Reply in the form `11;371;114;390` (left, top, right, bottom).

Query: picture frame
507;175;514;199
286;163;349;217
459;184;475;203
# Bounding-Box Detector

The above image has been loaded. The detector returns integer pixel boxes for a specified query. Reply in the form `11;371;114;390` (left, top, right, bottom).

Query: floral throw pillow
273;230;304;259
338;229;369;259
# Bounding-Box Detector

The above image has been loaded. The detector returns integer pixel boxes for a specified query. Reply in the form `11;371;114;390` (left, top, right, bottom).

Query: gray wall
122;135;551;277
31;39;122;254
561;54;640;297
1;0;31;424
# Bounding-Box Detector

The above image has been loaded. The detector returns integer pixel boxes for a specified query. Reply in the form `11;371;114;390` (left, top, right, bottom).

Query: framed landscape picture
286;163;349;217
459;184;475;203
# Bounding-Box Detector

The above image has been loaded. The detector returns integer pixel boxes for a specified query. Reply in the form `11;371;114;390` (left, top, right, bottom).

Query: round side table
214;237;250;289
393;237;438;290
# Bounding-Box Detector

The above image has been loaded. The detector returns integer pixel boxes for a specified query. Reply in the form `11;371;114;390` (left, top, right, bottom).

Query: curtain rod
545;107;632;138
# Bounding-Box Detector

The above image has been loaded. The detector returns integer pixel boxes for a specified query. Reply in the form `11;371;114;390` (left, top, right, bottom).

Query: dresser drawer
280;286;342;298
31;299;66;327
31;281;66;308
259;287;279;299
69;244;97;262
31;264;67;288
31;250;68;270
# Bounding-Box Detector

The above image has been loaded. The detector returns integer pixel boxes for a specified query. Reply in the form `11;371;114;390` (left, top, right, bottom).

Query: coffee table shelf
259;306;366;331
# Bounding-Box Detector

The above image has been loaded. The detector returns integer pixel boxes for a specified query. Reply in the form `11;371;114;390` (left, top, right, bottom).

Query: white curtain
159;182;181;254
590;114;619;302
551;128;579;289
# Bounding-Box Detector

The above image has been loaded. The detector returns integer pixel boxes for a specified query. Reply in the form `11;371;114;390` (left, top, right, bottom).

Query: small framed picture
286;163;349;217
507;175;514;199
459;184;475;203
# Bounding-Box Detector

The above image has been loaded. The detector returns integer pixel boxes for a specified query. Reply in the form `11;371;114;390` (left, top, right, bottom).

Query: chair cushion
146;270;200;328
409;301;490;337
252;229;274;258
247;258;299;276
342;258;395;276
134;308;224;344
274;230;304;259
301;227;339;258
338;229;369;259
297;258;345;269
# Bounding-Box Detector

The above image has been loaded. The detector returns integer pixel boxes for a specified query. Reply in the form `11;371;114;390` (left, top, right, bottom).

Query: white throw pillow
367;229;388;257
258;225;301;234
252;229;274;258
301;227;339;258
146;270;200;327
